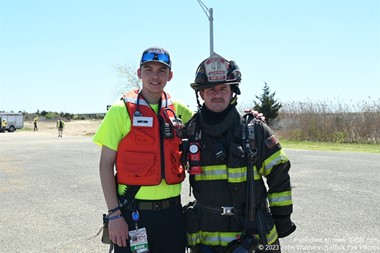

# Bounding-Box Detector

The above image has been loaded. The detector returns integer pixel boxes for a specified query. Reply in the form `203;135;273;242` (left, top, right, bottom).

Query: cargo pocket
117;152;157;185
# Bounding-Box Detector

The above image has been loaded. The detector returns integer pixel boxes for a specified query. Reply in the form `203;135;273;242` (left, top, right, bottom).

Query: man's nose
213;89;223;96
151;71;162;77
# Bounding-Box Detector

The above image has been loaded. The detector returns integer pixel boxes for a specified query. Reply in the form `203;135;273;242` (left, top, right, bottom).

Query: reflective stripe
195;165;262;182
265;226;279;245
259;149;289;176
252;166;262;180
187;231;240;246
194;165;227;181
227;167;246;183
268;191;292;207
227;167;262;183
187;227;278;246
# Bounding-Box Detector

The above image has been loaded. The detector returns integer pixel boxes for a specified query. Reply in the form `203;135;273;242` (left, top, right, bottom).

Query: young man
93;47;193;253
183;53;296;252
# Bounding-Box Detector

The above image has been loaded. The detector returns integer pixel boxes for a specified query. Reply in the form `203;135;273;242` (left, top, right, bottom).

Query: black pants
114;204;186;253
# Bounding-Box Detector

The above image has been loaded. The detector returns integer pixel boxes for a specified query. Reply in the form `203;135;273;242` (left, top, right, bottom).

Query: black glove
273;215;296;238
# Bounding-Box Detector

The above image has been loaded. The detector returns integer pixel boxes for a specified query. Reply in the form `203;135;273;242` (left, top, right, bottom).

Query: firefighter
183;53;296;252
1;119;7;132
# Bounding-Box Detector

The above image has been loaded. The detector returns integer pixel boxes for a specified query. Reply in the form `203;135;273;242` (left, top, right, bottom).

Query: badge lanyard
132;210;139;230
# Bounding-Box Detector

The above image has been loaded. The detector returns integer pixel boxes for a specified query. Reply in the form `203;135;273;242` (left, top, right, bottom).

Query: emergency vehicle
0;113;24;132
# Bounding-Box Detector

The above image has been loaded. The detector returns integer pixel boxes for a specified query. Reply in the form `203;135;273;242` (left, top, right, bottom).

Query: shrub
276;98;380;144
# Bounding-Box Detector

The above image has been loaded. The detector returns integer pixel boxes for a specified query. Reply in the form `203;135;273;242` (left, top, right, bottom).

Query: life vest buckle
221;206;234;216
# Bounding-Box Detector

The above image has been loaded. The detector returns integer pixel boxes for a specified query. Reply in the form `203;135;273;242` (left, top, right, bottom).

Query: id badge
129;227;149;253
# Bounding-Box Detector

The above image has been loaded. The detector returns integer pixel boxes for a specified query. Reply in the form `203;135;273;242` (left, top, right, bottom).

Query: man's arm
99;145;129;247
255;123;296;238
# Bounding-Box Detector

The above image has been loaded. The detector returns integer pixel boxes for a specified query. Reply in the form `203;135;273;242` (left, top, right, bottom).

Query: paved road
0;132;379;252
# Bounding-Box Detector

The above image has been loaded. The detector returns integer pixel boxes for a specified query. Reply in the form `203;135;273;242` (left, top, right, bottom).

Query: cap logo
204;55;228;83
147;48;165;54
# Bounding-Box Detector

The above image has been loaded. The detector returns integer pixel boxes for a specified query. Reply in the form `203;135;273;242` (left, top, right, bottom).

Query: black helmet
190;53;241;94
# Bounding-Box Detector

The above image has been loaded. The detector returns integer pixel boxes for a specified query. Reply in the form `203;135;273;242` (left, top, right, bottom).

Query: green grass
281;140;380;153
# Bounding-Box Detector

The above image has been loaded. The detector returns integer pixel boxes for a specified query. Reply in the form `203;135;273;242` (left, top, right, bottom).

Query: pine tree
253;82;282;125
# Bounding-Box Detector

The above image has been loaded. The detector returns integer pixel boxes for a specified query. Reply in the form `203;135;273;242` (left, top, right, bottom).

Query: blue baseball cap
140;47;171;68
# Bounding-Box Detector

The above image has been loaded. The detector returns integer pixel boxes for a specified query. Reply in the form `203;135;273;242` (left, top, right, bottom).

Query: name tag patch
133;116;153;127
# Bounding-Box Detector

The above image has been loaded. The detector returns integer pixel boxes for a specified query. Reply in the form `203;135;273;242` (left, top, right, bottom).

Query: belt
134;196;181;211
195;202;243;216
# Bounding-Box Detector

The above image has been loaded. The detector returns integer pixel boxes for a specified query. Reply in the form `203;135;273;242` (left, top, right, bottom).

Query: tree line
22;110;105;121
250;83;379;144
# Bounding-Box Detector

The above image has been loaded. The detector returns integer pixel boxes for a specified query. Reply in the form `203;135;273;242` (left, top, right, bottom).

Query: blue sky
1;0;379;113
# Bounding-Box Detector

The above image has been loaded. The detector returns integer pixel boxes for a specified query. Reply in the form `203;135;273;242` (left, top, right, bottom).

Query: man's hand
108;214;129;247
244;109;265;122
273;215;297;238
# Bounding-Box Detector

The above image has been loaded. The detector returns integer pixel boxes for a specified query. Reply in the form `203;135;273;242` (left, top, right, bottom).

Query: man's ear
137;68;142;79
167;70;173;81
199;90;204;100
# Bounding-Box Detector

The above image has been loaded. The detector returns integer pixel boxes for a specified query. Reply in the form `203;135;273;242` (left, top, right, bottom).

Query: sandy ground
22;119;102;136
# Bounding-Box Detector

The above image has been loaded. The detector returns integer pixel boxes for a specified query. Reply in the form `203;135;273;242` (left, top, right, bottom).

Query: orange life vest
116;90;185;186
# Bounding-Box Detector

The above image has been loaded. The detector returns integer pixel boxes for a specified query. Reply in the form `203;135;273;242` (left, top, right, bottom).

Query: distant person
57;118;65;137
1;119;7;132
33;117;39;131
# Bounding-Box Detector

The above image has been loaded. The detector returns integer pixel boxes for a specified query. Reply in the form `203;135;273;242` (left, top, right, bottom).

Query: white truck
0;113;24;132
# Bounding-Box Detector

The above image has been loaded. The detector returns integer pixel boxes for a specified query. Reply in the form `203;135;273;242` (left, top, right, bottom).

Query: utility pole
196;0;214;55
